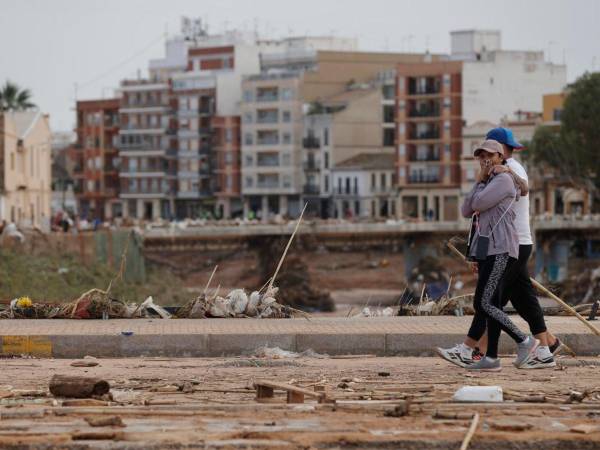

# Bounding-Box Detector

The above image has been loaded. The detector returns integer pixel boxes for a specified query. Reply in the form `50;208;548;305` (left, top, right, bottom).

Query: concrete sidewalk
1;316;598;358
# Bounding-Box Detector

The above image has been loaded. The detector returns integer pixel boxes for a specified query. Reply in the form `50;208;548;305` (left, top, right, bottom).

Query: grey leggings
468;253;527;358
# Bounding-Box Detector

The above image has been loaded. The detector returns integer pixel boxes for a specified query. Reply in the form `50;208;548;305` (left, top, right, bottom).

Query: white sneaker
435;343;480;368
520;345;556;369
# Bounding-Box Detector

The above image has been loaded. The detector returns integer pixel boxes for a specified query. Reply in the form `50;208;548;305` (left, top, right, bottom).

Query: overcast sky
1;0;598;132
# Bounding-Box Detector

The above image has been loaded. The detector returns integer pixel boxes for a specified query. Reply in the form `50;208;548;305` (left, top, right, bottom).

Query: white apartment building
451;30;567;126
331;153;396;219
240;72;304;219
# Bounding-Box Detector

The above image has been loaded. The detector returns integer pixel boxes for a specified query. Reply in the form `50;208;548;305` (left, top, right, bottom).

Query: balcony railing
409;149;441;162
408;173;441;184
256;115;278;124
408;85;441;95
257;181;279;189
303;184;320;195
303;160;320;171
257;136;279;145
256;93;279;102
257;158;280;167
408;106;441;117
303;136;320;148
409;130;440;140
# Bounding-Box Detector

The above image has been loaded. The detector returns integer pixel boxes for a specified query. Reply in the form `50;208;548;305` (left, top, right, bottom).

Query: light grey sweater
462;172;519;260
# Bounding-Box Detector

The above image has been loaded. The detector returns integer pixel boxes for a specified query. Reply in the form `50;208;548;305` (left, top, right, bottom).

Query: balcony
303;159;320;171
256;93;279;103
256;136;279;146
256;114;278;124
409;130;440;140
303;136;320;149
408;105;441;118
408;146;441;162
303;184;320;195
408;173;441;184
408;79;441;96
257;156;280;167
257;181;280;189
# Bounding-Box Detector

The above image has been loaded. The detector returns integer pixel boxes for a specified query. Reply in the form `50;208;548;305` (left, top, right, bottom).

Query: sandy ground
1;355;600;449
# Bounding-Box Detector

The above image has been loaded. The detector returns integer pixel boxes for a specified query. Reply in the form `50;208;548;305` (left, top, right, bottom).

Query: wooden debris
84;415;125;427
383;400;410;417
62;398;110;407
71;431;125;440
70;360;99;367
254;380;328;404
568;390;588;403
489;418;533;432
49;375;110;398
433;410;475;420
460;412;479;450
570;424;600;434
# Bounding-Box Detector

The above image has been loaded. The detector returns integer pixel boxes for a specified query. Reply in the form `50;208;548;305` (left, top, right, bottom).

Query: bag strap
478;197;515;238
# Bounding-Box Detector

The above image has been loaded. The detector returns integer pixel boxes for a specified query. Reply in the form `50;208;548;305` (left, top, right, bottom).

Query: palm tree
0;81;35;112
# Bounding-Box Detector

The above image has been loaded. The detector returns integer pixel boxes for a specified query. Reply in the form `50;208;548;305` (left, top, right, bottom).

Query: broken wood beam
254;379;327;404
49;375;110;398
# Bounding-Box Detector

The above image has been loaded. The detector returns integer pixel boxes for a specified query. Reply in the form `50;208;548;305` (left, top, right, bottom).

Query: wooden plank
254;380;325;400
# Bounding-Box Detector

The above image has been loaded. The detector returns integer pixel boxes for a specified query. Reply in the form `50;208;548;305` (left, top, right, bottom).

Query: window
243;90;253;102
553;109;562;121
223;57;232;69
381;173;386;188
467;168;475;181
398;144;406;156
338;177;342;194
244;133;253;145
129;158;138;171
383;105;395;123
225;129;233;143
383;128;395;146
282;111;291;122
371;173;376;189
398;100;405;110
95;156;102;170
354;177;358;194
245;177;253;188
282;153;290;166
324;175;329;192
243;112;253;123
281;88;293;100
282;175;291;188
382;84;395;100
345;177;350;194
324;152;329;169
225;152;233;164
444;120;451;130
443;98;451;108
443;74;451;85
226;175;232;189
323;128;329;146
245;154;253;166
282;132;291;144
399;167;406;178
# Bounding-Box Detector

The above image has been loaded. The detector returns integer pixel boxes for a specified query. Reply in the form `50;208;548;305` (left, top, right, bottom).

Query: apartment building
241;43;445;219
73;99;120;220
331;153;396;218
0;110;52;229
117;80;176;220
241;73;304;219
212;115;242;217
396;61;463;222
394;30;566;222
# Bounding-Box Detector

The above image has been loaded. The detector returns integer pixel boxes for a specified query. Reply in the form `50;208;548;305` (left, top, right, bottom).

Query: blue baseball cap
485;127;524;150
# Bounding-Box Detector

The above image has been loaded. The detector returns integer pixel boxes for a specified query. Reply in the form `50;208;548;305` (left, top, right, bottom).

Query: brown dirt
1;356;599;449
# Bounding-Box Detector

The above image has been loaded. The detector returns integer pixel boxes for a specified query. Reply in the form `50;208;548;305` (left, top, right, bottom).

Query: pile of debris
553;266;600;307
176;286;294;319
0;286;299;320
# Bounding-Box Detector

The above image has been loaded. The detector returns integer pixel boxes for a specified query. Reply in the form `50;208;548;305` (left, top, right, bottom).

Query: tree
528;72;600;205
0;81;35;112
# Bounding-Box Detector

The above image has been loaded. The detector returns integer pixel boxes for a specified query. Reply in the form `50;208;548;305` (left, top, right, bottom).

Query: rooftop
335;153;396;171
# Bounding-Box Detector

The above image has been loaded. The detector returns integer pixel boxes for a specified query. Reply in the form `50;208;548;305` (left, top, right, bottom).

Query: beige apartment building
240;48;444;219
0;111;52;229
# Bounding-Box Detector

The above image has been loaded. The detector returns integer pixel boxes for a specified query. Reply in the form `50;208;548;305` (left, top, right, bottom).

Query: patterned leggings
467;253;527;359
